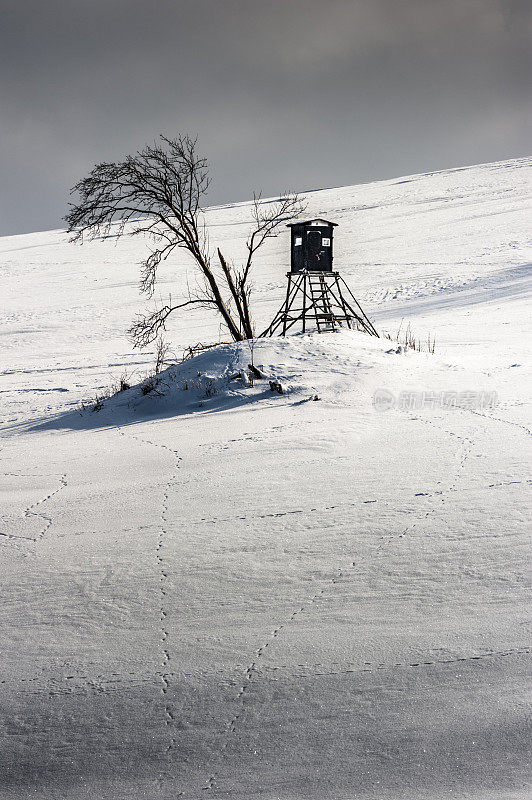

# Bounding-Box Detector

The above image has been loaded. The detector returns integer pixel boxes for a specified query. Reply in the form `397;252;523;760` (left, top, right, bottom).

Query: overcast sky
1;0;530;235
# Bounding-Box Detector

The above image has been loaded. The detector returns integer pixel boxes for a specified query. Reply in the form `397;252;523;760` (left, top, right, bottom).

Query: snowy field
1;158;531;799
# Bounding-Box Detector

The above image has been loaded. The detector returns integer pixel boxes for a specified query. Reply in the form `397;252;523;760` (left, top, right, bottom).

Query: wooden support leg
335;275;352;329
281;274;293;337
302;274;307;333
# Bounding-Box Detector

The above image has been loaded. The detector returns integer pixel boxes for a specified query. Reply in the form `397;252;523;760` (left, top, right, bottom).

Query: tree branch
128;298;216;348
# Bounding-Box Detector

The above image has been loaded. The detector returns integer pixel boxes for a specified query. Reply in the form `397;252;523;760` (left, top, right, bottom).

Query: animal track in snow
203;562;357;793
19;473;67;543
195;499;378;527
8;645;529;691
259;646;530;678
117;427;181;758
460;406;531;437
378;417;473;547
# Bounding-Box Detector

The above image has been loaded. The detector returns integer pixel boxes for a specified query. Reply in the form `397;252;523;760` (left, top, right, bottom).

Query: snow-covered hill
1;158;531;799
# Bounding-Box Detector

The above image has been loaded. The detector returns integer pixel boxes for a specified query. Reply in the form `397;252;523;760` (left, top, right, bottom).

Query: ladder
308;273;336;332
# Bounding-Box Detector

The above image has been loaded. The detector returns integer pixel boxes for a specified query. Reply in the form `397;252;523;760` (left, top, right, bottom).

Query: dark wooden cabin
287;218;338;273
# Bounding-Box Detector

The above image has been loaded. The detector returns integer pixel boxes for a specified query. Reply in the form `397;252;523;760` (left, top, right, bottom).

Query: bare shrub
141;375;164;396
154;336;176;374
383;319;436;354
92;390;110;412
204;379;216;397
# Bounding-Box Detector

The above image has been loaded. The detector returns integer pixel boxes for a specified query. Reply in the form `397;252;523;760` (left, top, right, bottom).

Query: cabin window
295;237;302;246
322;238;330;246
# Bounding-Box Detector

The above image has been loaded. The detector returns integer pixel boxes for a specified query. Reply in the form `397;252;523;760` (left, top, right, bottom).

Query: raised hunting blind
289;218;337;273
262;218;378;337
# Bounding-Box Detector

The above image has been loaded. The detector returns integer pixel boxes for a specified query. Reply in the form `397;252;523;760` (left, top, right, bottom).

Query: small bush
140;375;165;396
141;377;156;395
383;320;436;354
154;336;177;374
118;374;131;392
179;375;217;396
108;369;133;395
92;390;110;412
204;379;216;397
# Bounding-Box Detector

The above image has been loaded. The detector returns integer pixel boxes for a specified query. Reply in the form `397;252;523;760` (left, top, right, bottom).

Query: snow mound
46;326;485;432
88;330;387;422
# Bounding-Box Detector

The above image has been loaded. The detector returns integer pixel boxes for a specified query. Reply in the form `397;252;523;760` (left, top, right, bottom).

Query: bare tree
65;134;305;346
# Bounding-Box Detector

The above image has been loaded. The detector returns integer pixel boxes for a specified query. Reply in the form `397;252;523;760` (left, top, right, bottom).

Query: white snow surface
1;158;531;799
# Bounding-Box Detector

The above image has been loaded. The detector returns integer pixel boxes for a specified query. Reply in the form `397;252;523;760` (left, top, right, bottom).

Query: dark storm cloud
0;0;530;234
